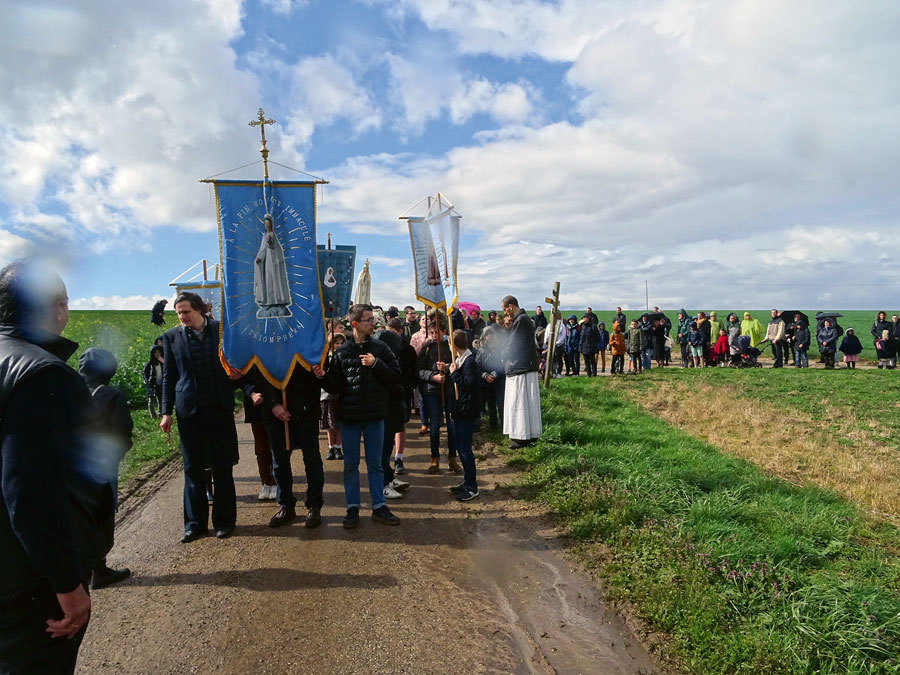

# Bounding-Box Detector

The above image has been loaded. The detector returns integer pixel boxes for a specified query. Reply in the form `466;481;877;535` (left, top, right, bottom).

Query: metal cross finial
249;107;276;180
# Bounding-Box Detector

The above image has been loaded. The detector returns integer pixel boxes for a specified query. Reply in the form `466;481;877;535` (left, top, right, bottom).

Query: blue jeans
340;420;385;511
454;418;478;491
424;393;457;459
797;348;808;368
641;346;653;370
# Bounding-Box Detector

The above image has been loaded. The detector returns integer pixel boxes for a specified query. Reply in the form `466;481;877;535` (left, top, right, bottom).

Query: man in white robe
501;295;541;449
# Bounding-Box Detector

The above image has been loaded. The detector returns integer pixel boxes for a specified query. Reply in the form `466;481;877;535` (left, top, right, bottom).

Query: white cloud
0;0;261;249
70;294;169;311
386;54;539;133
0;228;34;262
284;54;382;147
260;0;309;15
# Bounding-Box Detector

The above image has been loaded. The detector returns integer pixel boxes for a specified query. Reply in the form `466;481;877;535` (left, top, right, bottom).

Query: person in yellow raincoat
740;312;765;347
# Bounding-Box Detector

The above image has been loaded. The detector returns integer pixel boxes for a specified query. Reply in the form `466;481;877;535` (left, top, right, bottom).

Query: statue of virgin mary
254;214;292;318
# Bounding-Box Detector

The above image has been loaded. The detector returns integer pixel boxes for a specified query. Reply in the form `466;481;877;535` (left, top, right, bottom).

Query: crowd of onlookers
519;306;900;374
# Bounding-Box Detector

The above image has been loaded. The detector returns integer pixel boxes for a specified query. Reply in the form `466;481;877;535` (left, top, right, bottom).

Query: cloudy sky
1;0;898;311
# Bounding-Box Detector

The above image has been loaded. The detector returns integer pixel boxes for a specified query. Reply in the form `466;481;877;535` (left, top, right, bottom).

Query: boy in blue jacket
448;330;483;501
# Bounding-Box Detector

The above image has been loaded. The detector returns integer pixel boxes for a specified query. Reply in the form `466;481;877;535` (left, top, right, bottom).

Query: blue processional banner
214;180;326;388
316;244;356;319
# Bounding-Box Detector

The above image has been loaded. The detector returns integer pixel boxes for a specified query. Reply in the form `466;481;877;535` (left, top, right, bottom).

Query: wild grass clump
509;378;900;674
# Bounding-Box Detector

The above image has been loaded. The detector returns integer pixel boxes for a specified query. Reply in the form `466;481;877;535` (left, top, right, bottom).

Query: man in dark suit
159;292;241;542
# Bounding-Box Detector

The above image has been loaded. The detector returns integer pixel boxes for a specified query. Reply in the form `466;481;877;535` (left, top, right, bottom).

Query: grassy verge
118;413;180;491
507;378;900;673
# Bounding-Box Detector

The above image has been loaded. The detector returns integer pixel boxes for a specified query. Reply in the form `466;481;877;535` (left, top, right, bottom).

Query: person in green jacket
626;319;645;373
676;309;691;368
740;312;765;347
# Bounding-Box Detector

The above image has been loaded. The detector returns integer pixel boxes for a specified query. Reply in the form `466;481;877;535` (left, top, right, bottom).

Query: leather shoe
181;528;207;543
91;564;131;590
305;508;322;529
215;526;234;539
268;506;296;528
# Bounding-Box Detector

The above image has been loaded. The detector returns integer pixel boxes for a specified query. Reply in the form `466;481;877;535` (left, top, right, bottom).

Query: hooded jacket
676;310;691;345
817;323;839;353
839;332;863;356
609;323;626;356
578;319;600;355
740;314;765;347
564;316;580;353
626;325;645;353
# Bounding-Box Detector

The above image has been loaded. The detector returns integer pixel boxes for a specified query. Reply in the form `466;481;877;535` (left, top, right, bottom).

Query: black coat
0;326;113;600
374;330;410;434
321;336;401;424
533;312;548;330
256;366;321;425
579;322;600;355
450;353;483;420
793;325;811;350
161;320;237;419
504;309;539;376
161;320;241;471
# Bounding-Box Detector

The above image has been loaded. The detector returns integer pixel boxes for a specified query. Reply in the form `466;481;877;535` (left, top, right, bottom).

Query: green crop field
63;310;180;486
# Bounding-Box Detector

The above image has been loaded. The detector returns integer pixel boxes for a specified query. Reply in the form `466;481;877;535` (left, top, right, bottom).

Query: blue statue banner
317;244;356;319
214;180;326;388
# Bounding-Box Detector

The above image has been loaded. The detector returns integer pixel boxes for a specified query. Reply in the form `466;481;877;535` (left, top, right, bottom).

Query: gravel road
76;419;666;675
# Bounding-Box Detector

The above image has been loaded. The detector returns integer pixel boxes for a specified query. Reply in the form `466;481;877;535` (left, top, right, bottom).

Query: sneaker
384;485;403;499
457;488;480;502
448;483;466;494
258;484;269;501
326;447;336;460
372;505;400;526
389;478;410;492
394;458;406;475
342;507;360;529
334;447;344;460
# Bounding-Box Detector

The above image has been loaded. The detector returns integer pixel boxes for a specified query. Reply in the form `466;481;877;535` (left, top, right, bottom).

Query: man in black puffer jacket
0;261;112;674
316;304;402;529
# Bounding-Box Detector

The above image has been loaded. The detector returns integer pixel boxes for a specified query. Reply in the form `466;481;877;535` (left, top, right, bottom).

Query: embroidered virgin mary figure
254;214;292;318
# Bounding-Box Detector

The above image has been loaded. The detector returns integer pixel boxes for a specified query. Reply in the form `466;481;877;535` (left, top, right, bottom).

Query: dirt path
77;420;665;675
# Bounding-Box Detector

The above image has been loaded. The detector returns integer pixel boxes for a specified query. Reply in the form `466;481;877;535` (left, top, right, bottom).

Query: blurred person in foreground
0;261;112;673
78;348;133;589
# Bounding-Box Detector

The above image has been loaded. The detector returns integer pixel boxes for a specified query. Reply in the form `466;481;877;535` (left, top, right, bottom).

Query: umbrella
815;311;843;319
645;312;666;322
353;259;371;305
456;301;481;315
779;310;809;324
